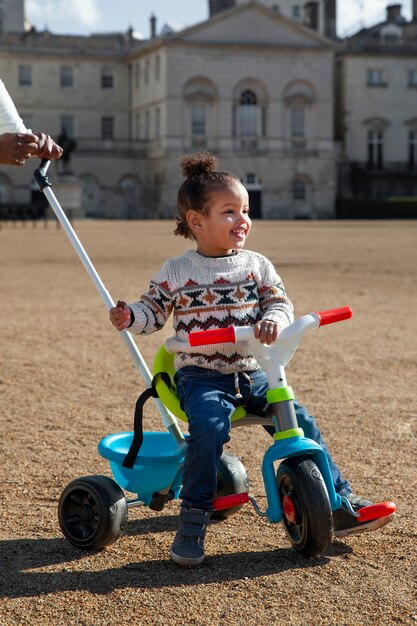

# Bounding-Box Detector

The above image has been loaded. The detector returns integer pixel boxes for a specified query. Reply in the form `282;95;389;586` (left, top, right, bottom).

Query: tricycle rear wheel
277;456;332;557
58;475;128;550
212;451;249;520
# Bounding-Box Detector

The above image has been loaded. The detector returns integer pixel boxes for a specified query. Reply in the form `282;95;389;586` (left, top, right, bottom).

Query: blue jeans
174;366;351;511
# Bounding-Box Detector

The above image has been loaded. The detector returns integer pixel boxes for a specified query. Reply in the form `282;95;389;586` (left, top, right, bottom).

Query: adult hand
253;319;279;345
36;133;63;160
0;132;39;166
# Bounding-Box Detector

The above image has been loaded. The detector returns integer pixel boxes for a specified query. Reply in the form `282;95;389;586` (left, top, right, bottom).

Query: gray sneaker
347;493;372;510
170;507;211;566
333;493;395;537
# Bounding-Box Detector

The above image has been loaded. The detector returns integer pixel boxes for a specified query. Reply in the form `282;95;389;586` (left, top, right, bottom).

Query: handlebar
189;306;352;347
33;159;52;190
315;306;352;326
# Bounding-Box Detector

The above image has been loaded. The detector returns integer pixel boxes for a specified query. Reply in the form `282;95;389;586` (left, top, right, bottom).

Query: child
110;152;393;566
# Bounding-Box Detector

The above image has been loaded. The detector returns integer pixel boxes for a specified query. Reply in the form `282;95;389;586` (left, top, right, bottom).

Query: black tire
58;475;128;550
277;456;332;557
212;451;249;520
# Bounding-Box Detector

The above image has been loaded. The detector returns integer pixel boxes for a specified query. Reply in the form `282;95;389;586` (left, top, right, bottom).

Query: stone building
210;0;337;39
336;3;417;207
131;2;338;219
0;0;338;219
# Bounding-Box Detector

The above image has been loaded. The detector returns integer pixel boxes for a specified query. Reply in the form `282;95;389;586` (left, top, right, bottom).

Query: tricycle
34;160;395;558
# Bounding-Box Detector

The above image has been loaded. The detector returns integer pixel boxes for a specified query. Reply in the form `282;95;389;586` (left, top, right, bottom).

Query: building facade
1;0;415;219
0;0;338;219
336;3;417;207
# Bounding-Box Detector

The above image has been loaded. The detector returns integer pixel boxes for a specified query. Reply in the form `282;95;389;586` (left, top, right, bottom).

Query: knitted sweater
129;249;294;373
0;79;29;134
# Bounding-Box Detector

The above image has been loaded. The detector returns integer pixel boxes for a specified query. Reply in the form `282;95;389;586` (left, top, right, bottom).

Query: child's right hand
109;300;131;331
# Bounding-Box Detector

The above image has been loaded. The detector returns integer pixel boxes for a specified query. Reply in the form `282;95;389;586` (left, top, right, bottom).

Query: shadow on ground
0;516;352;598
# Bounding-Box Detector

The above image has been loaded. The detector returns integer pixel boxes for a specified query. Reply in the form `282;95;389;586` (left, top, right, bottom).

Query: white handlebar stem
234;312;320;375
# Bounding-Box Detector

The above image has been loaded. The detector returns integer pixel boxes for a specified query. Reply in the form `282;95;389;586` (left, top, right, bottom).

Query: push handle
33;159;52;190
315;306;352;326
189;326;236;346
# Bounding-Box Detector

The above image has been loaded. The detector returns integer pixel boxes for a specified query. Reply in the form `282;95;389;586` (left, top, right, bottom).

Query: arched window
238;90;258;138
292;178;306;201
183;77;217;147
233;80;268;148
283;80;316;147
363;117;389;170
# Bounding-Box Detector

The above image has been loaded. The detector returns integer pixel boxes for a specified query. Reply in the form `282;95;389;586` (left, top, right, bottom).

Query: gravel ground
0;219;416;626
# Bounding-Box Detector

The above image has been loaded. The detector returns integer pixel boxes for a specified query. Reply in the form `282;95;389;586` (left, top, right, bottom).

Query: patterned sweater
128;249;294;373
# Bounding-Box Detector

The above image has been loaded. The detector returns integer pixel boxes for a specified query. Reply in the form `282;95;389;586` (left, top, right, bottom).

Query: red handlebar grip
316;306;352;326
189;326;236;346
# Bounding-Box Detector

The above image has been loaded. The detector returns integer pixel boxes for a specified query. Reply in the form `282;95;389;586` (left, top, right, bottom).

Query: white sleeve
0;79;28;134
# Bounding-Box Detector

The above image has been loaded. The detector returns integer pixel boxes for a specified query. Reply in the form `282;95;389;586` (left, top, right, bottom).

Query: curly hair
174;152;238;239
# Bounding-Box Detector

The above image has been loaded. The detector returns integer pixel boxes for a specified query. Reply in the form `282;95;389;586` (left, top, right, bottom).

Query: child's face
189;180;251;257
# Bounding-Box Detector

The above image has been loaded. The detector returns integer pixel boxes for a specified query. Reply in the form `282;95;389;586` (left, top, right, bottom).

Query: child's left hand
254;319;279;345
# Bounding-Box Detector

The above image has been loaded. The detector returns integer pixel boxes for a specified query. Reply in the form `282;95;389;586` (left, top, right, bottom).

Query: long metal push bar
34;159;185;446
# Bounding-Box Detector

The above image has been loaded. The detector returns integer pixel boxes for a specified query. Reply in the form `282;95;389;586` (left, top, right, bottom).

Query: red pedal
356;501;396;523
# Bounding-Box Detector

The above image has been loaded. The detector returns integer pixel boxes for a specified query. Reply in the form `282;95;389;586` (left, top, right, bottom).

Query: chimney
150;13;157;38
304;2;319;31
386;4;402;22
209;0;235;18
324;0;337;39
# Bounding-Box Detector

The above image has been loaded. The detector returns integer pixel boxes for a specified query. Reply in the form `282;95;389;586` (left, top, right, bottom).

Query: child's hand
254;319;279;345
109;300;131;331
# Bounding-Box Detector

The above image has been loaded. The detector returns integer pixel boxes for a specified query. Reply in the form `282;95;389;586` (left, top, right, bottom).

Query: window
101;116;114;140
292;179;306;200
60;66;74;87
135;112;140;139
155;55;160;81
19;65;32;86
145;59;149;85
292;5;301;19
155;107;160;139
408;70;417;88
291;107;305;140
135;63;140;89
409;130;417;169
60;115;74;137
367;69;387;87
145;110;150;140
191;104;206;137
367;129;384;170
238;90;258;138
101;67;114;89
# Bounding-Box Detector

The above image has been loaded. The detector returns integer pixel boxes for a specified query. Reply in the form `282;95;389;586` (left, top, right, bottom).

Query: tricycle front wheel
58;475;128;550
277;456;332;557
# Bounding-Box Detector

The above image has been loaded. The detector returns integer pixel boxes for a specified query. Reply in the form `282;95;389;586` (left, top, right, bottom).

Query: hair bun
180;151;218;178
